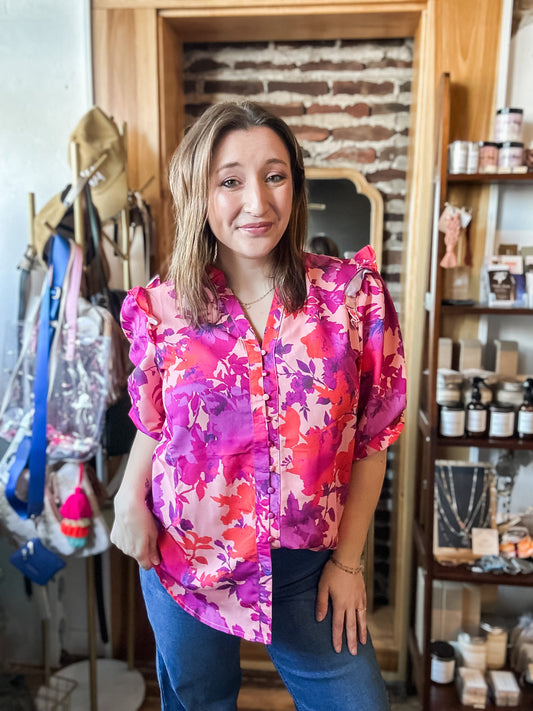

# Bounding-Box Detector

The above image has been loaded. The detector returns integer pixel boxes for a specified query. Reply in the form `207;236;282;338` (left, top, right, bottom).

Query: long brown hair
167;101;307;325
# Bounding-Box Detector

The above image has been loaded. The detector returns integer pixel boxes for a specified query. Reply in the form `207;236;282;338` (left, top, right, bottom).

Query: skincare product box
456;667;487;708
438;337;453;370
494;340;519;377
487;670;521;707
458;339;483;371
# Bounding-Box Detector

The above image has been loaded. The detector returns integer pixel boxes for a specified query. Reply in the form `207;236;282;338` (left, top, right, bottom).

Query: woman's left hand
316;558;367;655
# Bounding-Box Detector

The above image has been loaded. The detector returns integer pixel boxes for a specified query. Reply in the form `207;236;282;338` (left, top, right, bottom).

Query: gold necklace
235;284;275;309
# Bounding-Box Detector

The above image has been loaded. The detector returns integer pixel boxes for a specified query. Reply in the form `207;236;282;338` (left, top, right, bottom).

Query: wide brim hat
69;106;128;222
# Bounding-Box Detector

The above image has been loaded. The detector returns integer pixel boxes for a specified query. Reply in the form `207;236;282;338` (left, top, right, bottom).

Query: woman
111;101;406;710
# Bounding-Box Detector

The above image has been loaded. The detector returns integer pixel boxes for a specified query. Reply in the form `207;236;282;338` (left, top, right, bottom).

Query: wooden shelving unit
410;72;533;710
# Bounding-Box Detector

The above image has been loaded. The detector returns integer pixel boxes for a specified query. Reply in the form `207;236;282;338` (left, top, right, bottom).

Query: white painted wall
0;0;94;666
495;13;533;516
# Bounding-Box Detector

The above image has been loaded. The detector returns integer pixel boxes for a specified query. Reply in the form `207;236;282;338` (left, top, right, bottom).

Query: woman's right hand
110;493;161;570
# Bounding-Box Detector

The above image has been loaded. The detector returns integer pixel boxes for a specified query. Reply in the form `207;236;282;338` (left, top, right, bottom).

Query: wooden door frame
91;0;504;683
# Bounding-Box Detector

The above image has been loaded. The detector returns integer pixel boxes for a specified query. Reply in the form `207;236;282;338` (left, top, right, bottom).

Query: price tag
471;528;499;557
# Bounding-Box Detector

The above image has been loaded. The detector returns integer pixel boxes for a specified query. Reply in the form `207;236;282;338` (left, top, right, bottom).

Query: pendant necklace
236;284;275;309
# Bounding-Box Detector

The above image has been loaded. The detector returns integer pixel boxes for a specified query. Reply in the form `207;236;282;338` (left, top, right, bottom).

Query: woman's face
207;126;293;266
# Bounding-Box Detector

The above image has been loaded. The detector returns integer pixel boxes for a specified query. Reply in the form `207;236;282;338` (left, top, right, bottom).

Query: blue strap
5;235;71;519
4;435;32;515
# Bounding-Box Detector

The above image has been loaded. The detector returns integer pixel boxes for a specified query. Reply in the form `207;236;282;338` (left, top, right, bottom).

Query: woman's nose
243;180;267;214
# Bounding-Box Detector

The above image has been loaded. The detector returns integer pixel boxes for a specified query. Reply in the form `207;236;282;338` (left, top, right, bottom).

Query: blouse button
263;393;269;401
262;371;268;378
267;512;276;520
260;349;267;356
267;486;276;495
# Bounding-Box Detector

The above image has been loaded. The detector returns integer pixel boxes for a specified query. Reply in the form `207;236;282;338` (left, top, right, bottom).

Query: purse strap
5;235;71;519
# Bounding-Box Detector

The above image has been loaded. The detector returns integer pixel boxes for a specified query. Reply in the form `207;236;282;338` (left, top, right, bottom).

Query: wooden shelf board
436;435;533;451
448;171;533;183
441;304;533;316
431;561;533;587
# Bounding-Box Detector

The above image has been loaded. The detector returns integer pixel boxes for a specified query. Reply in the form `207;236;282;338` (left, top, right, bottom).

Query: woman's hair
306;234;340;257
167;101;308;325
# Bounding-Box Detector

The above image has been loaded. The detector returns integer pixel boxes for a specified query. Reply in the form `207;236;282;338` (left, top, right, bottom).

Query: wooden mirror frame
305;166;384;268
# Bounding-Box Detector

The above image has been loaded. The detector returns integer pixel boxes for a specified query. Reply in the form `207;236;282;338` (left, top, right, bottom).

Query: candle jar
478;141;499;173
498;141;525;170
431;641;456;684
439;403;465;437
458;632;487;671
448;141;469;174
495;108;524;143
489;402;515;438
481;623;508;670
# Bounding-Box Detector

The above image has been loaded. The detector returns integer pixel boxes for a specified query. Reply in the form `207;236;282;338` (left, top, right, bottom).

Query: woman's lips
239;222;273;235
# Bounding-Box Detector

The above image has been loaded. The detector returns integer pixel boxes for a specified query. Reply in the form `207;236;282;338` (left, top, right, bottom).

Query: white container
499;141;525;170
467;141;479;173
495;108;524;143
458;632;487;671
495;379;523;409
448;140;469;174
431;641;455;684
439;403;465;437
488;403;515;438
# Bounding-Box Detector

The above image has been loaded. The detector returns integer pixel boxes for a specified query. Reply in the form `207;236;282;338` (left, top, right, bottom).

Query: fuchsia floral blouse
121;245;406;643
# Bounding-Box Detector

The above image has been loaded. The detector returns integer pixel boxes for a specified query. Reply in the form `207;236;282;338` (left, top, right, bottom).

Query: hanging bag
0;235;110;570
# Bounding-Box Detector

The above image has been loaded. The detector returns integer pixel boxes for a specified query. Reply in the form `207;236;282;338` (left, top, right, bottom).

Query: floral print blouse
121;246;406;643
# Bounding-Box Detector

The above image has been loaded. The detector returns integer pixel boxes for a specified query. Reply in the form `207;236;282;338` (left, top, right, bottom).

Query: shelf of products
410;73;533;711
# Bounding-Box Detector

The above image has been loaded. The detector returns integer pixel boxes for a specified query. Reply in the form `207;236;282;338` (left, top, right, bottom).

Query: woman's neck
217;253;274;305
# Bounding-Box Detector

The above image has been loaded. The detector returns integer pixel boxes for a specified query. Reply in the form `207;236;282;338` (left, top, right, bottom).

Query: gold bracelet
329;556;363;576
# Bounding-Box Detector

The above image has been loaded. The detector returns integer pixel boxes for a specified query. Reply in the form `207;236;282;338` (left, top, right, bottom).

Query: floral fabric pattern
121;246;406;643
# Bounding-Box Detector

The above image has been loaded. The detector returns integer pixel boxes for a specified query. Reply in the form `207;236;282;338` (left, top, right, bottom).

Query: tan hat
69;107;128;222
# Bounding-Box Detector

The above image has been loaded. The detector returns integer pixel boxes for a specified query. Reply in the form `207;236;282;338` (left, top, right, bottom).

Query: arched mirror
305;167;383;268
305;167;384;611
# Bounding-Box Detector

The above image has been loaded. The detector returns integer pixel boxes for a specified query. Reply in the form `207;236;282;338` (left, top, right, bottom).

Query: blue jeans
140;549;390;711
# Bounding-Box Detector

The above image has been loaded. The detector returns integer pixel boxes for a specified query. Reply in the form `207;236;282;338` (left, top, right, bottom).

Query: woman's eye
266;173;286;184
221;178;240;188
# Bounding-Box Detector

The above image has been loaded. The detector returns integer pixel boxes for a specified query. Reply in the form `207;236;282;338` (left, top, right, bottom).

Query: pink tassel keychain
60;463;93;548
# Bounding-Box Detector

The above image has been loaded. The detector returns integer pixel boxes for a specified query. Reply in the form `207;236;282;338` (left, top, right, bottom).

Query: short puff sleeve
120;283;164;439
345;259;407;460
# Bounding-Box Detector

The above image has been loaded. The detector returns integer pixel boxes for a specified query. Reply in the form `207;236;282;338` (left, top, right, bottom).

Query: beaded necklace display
435;464;491;546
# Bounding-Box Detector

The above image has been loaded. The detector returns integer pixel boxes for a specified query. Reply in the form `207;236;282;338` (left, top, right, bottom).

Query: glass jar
478;141;499;173
496;379;524;410
495;107;524;143
458;632;487;671
431;640;456;684
498;141;525;170
437;370;463;406
489;403;515;438
481;622;508;670
448;140;469;174
439;403;465;437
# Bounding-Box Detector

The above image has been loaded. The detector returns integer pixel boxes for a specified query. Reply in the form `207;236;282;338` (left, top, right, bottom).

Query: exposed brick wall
183;38;413;305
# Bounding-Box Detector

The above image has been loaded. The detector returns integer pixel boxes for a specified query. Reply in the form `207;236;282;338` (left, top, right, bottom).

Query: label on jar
517;410;533;435
440;408;465;437
467;409;487;433
489;410;515;437
431;656;455;684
